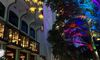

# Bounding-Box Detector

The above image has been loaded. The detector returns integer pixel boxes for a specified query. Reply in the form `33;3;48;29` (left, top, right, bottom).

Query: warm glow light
56;26;59;30
97;38;100;41
19;39;21;41
9;34;12;37
38;14;44;19
38;1;43;5
29;7;36;13
32;0;38;3
38;7;43;12
25;0;30;2
12;40;16;43
0;25;4;38
40;26;44;31
57;13;59;16
77;15;87;19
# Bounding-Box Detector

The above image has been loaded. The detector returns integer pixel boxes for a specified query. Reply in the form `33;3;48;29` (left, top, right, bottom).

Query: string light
38;1;43;5
38;7;43;12
29;7;36;13
38;14;44;20
32;0;38;3
25;0;44;21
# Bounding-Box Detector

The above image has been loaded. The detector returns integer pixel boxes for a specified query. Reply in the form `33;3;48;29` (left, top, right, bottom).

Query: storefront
5;47;16;60
19;51;27;60
0;20;40;60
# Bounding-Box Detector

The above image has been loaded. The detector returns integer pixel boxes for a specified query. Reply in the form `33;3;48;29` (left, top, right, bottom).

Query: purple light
92;0;100;6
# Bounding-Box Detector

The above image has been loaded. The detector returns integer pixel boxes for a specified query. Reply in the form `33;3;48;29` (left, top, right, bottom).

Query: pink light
80;44;85;46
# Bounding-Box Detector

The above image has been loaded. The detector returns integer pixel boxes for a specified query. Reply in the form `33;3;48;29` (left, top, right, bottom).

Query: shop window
20;52;27;60
0;2;5;18
0;22;4;38
29;41;37;52
8;11;18;27
21;21;28;33
8;29;19;44
5;47;15;60
30;28;35;38
19;35;29;48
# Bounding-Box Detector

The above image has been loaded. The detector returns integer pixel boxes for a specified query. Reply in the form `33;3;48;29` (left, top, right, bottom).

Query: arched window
21;21;28;33
0;2;5;18
30;27;35;38
8;11;18;27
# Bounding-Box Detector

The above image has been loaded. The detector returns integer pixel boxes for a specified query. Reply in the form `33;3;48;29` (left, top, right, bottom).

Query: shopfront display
19;51;27;60
0;20;40;60
0;21;4;38
5;47;16;60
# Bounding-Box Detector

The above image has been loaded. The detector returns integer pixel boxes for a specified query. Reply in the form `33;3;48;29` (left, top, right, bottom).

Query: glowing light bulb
57;13;59;16
97;38;100;41
9;34;12;37
29;7;36;13
38;1;43;5
56;26;59;30
38;7;43;12
38;14;44;20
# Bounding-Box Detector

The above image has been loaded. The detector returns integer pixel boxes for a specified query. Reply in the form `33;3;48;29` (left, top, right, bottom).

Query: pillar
15;49;19;60
27;53;29;60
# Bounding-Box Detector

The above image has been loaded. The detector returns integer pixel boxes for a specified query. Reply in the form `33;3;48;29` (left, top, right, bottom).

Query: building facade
0;0;56;60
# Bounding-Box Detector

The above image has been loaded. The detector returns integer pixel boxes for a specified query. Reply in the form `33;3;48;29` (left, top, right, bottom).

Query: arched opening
30;27;35;38
8;11;18;27
0;2;5;18
21;20;28;33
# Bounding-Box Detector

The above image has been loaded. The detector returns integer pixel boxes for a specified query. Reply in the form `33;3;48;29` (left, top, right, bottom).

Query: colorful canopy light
92;0;100;6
